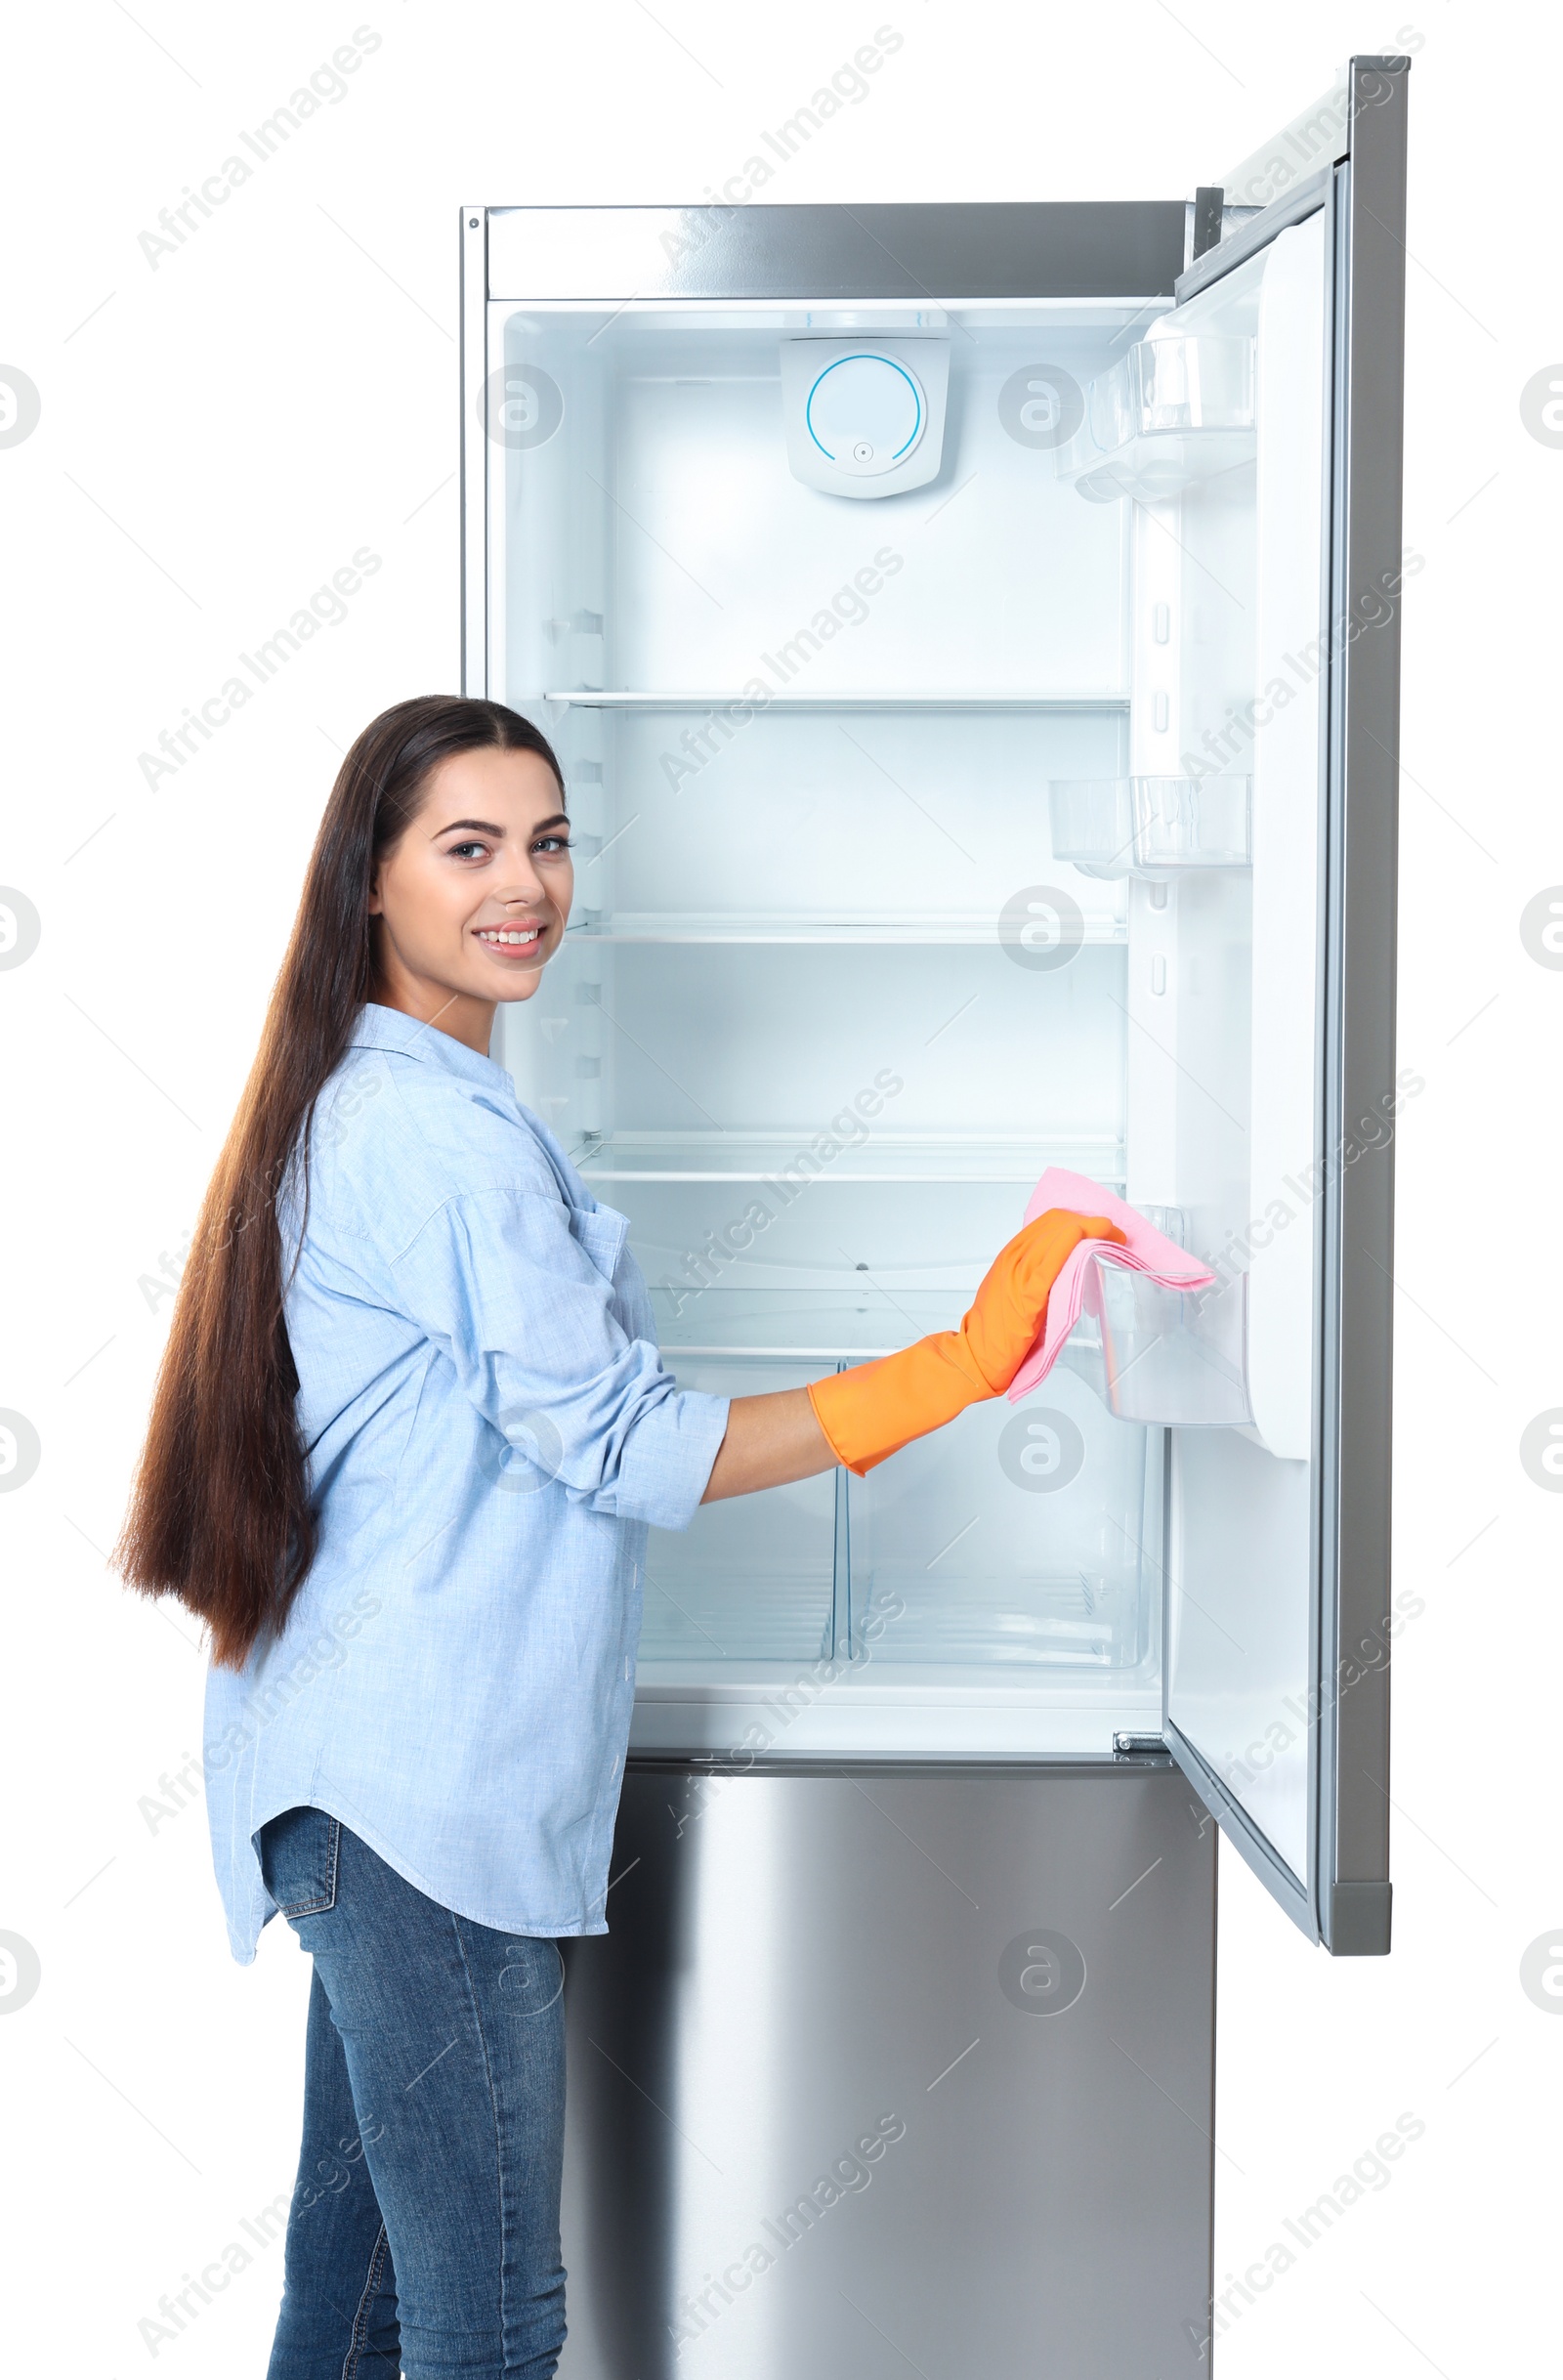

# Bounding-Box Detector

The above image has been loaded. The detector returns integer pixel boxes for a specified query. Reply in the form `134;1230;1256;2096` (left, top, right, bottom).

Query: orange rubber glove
807;1210;1127;1476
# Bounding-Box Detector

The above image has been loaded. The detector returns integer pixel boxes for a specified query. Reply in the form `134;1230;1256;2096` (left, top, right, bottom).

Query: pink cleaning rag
1007;1168;1215;1402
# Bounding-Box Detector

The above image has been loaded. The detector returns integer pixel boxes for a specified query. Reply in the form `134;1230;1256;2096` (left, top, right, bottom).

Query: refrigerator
458;55;1407;2375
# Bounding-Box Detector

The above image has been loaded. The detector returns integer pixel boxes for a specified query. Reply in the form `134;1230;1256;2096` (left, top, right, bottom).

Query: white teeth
481;927;540;947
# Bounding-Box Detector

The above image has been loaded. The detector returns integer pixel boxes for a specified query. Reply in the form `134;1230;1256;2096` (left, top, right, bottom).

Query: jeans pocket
257;1805;341;1917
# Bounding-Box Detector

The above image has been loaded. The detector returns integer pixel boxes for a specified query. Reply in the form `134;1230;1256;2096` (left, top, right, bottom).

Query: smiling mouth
477;924;545;953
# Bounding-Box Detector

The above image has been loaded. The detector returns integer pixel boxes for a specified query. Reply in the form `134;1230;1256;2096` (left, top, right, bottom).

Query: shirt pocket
569;1204;628;1285
569;1203;653;1345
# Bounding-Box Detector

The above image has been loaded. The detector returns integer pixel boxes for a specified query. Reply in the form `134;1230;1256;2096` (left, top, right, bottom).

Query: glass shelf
572;1131;1124;1184
562;911;1127;946
651;1286;960;1360
1048;778;1251;878
542;690;1129;713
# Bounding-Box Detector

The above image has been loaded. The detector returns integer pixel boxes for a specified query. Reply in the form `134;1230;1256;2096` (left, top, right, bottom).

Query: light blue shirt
203;1002;730;1962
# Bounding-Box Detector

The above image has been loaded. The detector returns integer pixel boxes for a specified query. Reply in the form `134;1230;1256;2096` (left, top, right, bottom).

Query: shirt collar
349;1001;513;1093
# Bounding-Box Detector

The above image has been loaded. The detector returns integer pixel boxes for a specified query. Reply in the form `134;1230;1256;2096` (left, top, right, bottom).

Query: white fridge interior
490;230;1327;1813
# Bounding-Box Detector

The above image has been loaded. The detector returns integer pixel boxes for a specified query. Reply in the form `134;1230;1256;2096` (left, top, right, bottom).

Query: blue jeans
258;1806;568;2379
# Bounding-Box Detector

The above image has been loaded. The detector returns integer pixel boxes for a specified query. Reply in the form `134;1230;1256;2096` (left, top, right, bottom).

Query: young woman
118;694;1121;2380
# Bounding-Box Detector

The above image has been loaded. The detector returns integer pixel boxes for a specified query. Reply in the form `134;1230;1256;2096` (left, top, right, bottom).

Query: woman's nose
497;863;547;907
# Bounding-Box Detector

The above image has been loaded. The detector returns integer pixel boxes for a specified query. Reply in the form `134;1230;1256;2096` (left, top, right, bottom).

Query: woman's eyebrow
431;813;570;837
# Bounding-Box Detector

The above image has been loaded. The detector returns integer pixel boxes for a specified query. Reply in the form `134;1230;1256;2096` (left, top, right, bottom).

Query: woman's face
368;744;573;1043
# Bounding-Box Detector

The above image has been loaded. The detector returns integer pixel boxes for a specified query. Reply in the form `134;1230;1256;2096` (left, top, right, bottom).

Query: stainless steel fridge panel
483;201;1188;304
1316;59;1409;1959
559;1763;1216;2379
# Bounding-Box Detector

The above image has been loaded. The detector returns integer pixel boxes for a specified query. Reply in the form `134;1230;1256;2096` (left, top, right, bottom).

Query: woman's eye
447;840;488;861
534;834;572;855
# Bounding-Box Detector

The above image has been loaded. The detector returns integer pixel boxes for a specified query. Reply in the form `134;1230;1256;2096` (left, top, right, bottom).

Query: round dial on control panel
803;353;926;476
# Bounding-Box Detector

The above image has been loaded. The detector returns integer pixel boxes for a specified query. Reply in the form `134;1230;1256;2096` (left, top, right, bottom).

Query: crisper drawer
641;1356;838;1665
846;1365;1153;1672
641;1358;1156;1680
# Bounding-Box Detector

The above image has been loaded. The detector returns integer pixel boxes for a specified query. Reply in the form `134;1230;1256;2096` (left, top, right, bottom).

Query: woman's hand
700;1209;1125;1497
956;1208;1126;1397
805;1208;1125;1476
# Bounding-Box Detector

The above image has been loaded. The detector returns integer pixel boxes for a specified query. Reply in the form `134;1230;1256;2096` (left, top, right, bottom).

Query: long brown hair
116;695;565;1671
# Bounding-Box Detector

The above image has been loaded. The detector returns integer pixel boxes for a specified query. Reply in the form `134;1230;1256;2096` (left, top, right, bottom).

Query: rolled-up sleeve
387;1186;729;1531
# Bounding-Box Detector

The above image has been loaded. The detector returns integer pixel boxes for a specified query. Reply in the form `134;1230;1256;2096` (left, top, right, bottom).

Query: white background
1;2;1556;2370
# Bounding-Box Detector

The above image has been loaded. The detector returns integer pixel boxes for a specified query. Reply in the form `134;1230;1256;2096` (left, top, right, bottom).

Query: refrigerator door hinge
1113;1731;1173;1764
1189;186;1225;262
1184;187;1265;270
